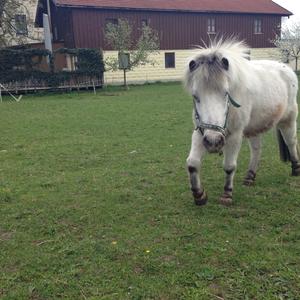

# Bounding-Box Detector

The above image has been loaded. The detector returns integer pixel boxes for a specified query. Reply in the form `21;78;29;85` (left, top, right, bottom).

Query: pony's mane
196;39;250;60
184;39;251;92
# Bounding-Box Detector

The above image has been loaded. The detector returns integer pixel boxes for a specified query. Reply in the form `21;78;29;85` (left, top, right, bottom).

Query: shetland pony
184;40;299;206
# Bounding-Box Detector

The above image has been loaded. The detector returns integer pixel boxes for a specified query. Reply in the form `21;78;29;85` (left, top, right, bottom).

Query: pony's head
184;39;249;153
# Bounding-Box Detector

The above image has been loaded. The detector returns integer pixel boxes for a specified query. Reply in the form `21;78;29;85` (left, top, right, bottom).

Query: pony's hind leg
220;132;243;206
244;136;262;186
278;118;300;176
187;131;207;205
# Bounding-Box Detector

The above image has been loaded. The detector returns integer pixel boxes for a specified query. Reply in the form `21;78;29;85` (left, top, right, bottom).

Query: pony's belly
244;121;275;137
243;104;284;138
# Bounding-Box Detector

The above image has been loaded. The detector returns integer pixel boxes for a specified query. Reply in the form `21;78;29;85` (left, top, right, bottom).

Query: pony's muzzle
203;131;225;153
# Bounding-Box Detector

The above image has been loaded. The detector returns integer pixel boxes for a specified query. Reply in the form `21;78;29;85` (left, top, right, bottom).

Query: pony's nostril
203;136;212;147
215;136;225;148
218;136;225;147
204;135;225;149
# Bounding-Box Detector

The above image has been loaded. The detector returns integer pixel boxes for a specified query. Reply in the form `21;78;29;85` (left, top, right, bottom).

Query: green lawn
0;83;299;299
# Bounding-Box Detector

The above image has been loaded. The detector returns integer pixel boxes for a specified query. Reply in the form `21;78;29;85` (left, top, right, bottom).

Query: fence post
92;80;96;95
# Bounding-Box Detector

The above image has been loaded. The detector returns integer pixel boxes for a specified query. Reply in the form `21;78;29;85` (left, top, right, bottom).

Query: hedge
0;47;105;87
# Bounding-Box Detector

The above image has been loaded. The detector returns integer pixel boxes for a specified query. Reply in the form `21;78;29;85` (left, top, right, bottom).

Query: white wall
103;48;294;85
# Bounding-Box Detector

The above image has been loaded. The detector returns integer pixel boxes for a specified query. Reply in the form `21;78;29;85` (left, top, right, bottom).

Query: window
141;19;148;27
165;52;175;68
208;18;216;33
254;19;262;34
15;14;27;36
118;52;130;69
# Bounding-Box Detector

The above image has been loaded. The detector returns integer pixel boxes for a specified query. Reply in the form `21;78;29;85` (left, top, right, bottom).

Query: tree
273;22;300;71
0;0;34;48
104;18;160;87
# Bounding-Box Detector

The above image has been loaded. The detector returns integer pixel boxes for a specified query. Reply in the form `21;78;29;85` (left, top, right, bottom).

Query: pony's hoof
243;178;255;186
219;193;233;206
193;191;208;206
243;170;256;186
292;162;300;176
292;169;300;176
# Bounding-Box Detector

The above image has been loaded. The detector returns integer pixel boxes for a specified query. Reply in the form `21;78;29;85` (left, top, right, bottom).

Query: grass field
0;83;300;299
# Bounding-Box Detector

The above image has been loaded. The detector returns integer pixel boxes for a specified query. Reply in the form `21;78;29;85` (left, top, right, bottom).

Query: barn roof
52;0;292;16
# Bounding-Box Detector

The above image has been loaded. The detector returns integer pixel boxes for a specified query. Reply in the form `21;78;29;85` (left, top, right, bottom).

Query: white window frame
254;19;263;34
208;18;216;34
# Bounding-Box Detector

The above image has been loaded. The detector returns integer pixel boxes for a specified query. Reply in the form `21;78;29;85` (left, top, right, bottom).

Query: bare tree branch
272;22;300;71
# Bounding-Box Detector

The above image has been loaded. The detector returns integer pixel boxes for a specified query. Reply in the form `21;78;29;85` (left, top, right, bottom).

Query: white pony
184;40;300;206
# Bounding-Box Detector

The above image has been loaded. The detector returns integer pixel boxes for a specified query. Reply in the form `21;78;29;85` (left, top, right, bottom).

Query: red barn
35;0;292;84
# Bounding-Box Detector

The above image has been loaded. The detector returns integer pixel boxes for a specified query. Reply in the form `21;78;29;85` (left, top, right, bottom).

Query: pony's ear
221;58;229;70
189;60;197;72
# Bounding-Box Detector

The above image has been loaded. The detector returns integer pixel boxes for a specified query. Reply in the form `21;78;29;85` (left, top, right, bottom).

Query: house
35;0;292;84
4;0;44;46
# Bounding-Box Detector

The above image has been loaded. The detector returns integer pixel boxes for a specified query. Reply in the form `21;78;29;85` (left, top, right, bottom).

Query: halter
193;93;241;136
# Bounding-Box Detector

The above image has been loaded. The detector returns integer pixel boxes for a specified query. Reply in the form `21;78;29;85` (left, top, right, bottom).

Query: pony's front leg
244;136;262;186
187;131;207;206
220;132;243;206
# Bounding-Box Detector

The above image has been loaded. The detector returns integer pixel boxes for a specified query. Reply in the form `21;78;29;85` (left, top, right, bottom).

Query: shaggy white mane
184;39;252;92
199;39;250;58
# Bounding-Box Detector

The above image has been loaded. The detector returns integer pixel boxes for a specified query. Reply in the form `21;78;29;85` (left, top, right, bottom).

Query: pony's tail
277;129;291;162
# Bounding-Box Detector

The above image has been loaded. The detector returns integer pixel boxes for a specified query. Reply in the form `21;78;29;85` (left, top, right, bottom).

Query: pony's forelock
194;37;250;60
184;38;251;93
